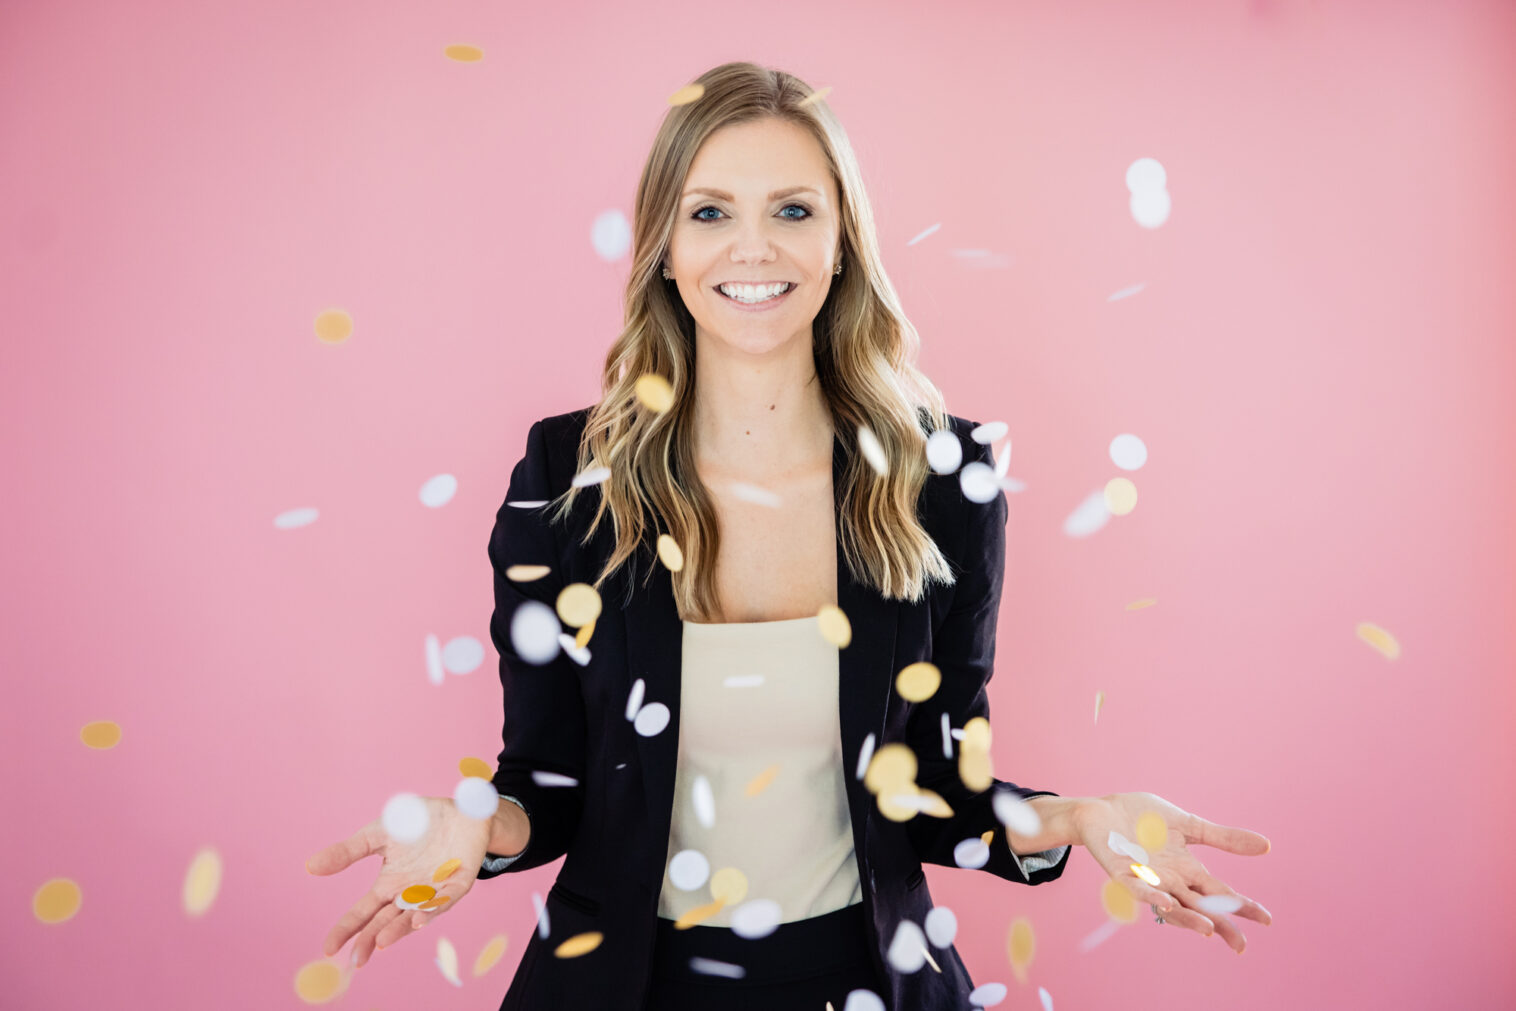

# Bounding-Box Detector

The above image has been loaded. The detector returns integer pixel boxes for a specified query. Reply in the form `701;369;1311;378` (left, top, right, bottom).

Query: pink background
4;0;1513;1007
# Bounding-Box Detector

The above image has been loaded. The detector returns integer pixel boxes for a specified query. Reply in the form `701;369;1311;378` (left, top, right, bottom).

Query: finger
323;888;390;958
1183;814;1271;856
307;821;383;877
1172;883;1245;952
353;904;406;968
1148;890;1216;939
1189;872;1273;927
376;903;426;948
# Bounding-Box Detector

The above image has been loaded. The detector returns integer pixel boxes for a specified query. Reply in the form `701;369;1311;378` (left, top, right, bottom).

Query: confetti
895;661;941;702
1136;811;1168;854
472;934;509;976
635;373;675;413
817;604;852;647
554;932;603;958
656;534;685;572
182;847;222;916
710;867;749;905
668;849;710;891
382;793;429;844
745;764;780;796
32;878;81;924
79;720;121;749
1101;879;1138;922
857;424;889;476
293;959;345;1003
886;920;928;972
1006;917;1035;983
556;583;602;628
458;757;492;779
1356;621;1401;659
924;906;958;947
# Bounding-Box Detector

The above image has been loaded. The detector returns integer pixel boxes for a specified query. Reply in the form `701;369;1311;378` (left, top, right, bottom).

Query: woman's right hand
306;795;502;968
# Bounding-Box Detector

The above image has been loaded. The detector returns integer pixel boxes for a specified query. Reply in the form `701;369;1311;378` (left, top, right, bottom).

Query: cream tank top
656;615;864;924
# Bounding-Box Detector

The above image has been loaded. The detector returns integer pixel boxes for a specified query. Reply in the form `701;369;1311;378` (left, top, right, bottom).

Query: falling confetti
1102;879;1138;922
556;583;602;628
745;764;780;796
313;308;353;344
1103;477;1138;516
657;534;685;572
79;720;121;749
472;934;509;976
817;604;852;647
32;878;81;924
432;858;462;883
1136;811;1168;853
443;44;484;62
292;959;346;1003
1094;690;1106;724
635;373;675;413
435;937;462;986
668;83;705;106
554;932;604;958
710;867;749;906
895;661;941;702
182;847;222;917
1006;916;1035;983
458;756;493;780
1356;622;1401;660
505;563;551;582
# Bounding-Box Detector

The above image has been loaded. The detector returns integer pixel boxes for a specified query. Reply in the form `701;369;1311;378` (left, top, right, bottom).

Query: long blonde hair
545;61;958;621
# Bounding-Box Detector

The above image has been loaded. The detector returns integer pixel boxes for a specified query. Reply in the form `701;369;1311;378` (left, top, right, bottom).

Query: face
663;116;842;357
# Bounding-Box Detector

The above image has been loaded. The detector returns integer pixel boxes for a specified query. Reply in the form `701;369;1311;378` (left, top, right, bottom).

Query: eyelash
690;203;814;223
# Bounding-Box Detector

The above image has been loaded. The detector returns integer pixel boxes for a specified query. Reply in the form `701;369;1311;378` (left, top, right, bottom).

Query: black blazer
476;405;1071;1010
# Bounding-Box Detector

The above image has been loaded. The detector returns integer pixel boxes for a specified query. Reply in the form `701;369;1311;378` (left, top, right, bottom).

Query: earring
662;266;673;279
833;262;843;275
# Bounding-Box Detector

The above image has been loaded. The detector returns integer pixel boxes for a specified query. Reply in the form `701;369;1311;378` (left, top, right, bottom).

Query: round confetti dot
419;473;458;508
709;867;748;906
443;44;484;62
79;720;121;749
958;748;993;792
635;373;675;413
843;991;886;1011
864;743;917;796
730;898;782;939
473;934;509;976
1125;157;1167;193
1135;811;1168;854
554;931;603;958
992;791;1040;836
962;717;992;750
634;702;670;737
402;884;437;904
1109;433;1148;470
313;309;353;344
668;849;710;891
970;981;1009;1007
925;430;963;474
1103;477;1138;516
454;776;500;820
924;906;958;947
878;783;923;822
886;919;927;972
505;564;551;582
510;600;562;665
556;583;602;628
895;661;941;702
959;462;999;503
816;605;852;648
32;878;81;923
669;83;705;106
656;533;684;572
182;847;222;917
1006;916;1035;975
1195;894;1245;916
1101;878;1138;922
382;793;429;844
293;959;344;1003
458;757;493;780
970;421;1008;445
952;838;990;869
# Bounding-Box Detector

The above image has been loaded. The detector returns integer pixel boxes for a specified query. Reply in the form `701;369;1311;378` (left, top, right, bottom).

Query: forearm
486;797;530;857
1007;795;1089;855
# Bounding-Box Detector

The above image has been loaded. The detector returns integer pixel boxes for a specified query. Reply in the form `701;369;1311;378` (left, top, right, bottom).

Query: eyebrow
682;186;821;203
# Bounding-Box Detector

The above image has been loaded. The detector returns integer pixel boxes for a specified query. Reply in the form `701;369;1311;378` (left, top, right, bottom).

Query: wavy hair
543;61;959;621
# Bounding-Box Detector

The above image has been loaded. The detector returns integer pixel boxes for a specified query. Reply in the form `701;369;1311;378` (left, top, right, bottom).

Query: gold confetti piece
668;83;705;106
745;764;780;797
556;583;602;628
915;788;954;819
293;959;344;1003
473;934;509;976
656;533;685;572
506;564;552;582
877;782;922;823
1130;863;1162;887
443;44;484;62
674;898;725;929
1007;916;1035;983
981;829;995;846
962;717;992;751
1356;621;1401;660
1125;597;1158;610
816;604;851;647
958;747;993;792
432;858;462;883
895;661;941;702
182;847;222;917
1135;811;1167;853
864;743;917;796
710;867;749;906
459;756;493;780
575;617;596;650
419;894;452;911
922;944;942;973
635;373;675;413
796;86;832;108
1093;690;1106;725
402;884;437;904
80;720;121;749
554;931;604;958
1101;879;1138;923
32;878;81;924
1103;477;1138;516
313;309;353;344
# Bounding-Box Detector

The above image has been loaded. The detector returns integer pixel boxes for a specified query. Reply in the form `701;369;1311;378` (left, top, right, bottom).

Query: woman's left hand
1071;792;1274;953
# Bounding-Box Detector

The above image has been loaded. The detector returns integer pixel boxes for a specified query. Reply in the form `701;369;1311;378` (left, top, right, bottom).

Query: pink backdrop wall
4;0;1512;1007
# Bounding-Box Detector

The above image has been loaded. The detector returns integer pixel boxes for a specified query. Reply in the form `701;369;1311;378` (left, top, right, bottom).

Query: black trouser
646;902;885;1010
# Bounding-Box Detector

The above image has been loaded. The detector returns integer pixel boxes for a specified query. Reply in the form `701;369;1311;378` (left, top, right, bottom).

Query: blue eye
691;203;813;222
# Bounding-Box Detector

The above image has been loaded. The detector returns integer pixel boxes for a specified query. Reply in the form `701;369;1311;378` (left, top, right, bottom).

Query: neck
690;337;833;480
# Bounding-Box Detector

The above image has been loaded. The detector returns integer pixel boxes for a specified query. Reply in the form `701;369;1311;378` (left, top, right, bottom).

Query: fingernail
351;950;360;968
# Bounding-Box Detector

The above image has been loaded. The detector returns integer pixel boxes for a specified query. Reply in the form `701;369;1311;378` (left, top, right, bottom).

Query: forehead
683;118;834;201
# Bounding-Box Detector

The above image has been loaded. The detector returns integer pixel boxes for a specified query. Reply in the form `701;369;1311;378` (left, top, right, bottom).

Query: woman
307;62;1273;1010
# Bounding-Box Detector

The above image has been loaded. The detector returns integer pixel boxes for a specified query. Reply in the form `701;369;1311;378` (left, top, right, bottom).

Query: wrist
487;798;529;857
1008;794;1088;854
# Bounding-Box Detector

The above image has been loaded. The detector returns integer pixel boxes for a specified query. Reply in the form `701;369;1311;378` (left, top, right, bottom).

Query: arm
475;418;590;879
900;426;1073;885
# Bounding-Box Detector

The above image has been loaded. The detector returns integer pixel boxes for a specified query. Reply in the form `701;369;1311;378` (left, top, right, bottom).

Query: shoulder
522;404;596;499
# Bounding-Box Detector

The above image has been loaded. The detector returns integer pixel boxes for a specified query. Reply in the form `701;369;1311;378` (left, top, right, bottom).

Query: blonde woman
309;61;1273;1010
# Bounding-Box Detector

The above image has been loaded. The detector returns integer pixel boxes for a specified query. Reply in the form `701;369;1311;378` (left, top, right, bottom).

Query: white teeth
719;283;790;303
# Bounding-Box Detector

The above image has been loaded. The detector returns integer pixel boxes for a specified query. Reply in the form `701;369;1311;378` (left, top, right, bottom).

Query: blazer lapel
620;430;900;890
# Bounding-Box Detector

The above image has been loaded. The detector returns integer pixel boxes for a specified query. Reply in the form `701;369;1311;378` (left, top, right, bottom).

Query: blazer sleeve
475;418;590;879
901;428;1072;886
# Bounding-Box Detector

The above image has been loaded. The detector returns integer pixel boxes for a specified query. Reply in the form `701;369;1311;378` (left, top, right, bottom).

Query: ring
1151;903;1166;925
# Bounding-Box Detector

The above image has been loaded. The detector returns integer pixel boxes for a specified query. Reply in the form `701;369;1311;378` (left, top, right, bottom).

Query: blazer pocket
549;881;602;916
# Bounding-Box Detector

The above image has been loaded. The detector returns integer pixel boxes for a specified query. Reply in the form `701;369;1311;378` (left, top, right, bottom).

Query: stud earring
662;266;673;279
